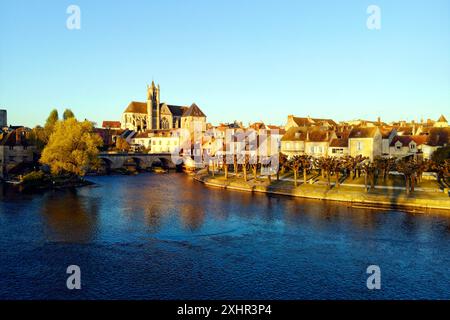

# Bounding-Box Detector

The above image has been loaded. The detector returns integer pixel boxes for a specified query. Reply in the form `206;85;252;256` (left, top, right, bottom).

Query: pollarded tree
298;155;312;185
40;118;103;177
289;155;302;187
221;152;229;180
396;159;420;195
276;153;289;181
374;156;395;183
360;161;377;192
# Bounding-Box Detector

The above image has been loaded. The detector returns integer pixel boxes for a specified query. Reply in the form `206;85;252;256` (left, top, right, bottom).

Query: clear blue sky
1;0;449;127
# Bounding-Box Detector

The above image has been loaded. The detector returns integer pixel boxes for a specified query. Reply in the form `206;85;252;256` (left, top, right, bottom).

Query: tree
63;109;76;120
314;157;334;188
374;156;395;183
396;159;420;195
431;145;450;164
277;153;288;181
250;154;258;181
298;155;312;185
116;137;130;153
45;109;59;128
40;118;103;176
361;161;377;192
222;152;229;180
28;126;47;151
289;155;302;187
330;157;343;188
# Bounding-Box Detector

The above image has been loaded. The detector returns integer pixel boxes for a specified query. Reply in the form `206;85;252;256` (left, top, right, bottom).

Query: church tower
147;81;160;130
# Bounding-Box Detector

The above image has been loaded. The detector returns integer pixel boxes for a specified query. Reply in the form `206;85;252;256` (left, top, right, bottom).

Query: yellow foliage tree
40;118;103;176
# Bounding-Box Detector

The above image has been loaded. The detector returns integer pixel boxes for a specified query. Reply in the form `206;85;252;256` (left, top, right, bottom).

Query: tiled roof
182;103;206;117
349;127;378;138
281;127;306;141
330;138;348;147
166;104;188;117
102;121;121;129
438;114;447;122
390;136;413;147
0;128;29;147
411;135;427;146
291;116;337;127
380;127;396;139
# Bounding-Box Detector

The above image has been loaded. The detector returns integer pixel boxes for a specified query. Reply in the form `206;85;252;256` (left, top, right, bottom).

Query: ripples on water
0;173;449;299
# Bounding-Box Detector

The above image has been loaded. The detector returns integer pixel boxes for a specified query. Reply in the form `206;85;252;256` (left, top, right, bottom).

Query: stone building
348;127;382;161
122;82;206;133
0;127;36;179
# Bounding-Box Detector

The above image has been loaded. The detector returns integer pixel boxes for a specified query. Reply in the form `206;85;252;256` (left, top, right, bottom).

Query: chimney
306;130;310;141
326;131;329;140
377;116;381;125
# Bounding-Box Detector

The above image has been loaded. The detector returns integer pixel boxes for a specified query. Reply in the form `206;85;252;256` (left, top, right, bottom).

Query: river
0;173;449;299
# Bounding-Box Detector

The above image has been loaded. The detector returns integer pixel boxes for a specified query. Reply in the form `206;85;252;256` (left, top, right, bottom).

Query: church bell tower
147;81;160;130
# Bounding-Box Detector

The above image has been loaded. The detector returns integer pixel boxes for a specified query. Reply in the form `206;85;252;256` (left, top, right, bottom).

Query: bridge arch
98;157;113;174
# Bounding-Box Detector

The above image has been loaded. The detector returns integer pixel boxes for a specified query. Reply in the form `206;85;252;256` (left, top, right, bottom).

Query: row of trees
206;152;450;195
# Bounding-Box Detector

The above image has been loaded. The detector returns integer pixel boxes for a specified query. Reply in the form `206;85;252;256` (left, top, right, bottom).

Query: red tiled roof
102;121;121;129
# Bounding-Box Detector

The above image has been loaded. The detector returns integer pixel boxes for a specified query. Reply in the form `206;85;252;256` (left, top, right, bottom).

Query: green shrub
22;171;45;185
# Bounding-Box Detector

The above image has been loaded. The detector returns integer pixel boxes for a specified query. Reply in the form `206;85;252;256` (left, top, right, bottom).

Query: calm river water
0;173;449;299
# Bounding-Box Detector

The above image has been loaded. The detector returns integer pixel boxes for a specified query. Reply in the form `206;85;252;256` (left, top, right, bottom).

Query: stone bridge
98;152;177;171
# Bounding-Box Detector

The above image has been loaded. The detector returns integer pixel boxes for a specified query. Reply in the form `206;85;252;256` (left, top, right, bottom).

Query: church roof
183;103;206;117
124;101;147;114
438;114;448;122
164;104;188;117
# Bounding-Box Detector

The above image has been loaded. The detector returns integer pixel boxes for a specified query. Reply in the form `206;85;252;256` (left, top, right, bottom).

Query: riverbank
2;174;95;193
194;172;450;212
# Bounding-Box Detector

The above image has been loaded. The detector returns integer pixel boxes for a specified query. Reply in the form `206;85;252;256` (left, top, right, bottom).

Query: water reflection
2;173;450;299
41;190;100;243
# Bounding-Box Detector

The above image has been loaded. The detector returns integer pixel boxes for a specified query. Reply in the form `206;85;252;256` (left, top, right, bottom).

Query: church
122;82;206;132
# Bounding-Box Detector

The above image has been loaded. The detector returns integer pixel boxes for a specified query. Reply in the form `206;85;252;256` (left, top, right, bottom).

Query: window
410;144;415;150
332;148;344;154
286;143;291;149
161;118;170;129
356;142;363;151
